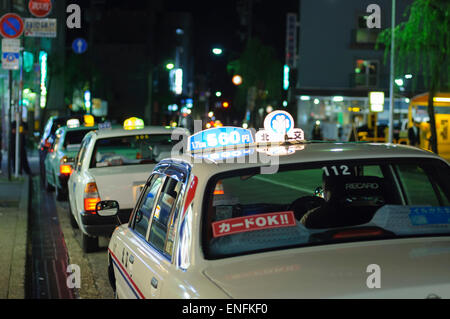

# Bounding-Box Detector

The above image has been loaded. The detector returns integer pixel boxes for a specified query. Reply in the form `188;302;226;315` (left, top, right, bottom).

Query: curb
7;175;31;299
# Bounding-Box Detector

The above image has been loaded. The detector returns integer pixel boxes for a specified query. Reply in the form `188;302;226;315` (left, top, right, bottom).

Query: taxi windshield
204;159;450;259
90;134;175;168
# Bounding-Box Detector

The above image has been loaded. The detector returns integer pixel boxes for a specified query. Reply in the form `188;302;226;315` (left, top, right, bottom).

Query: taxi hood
89;164;154;209
202;237;450;299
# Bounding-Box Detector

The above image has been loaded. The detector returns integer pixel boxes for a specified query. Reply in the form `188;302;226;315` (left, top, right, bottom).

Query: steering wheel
288;196;325;221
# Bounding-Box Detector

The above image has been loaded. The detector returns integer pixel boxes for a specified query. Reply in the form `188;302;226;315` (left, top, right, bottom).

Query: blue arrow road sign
72;38;87;54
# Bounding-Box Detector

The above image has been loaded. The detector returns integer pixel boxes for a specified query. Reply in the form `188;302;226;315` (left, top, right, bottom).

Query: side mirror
96;200;119;217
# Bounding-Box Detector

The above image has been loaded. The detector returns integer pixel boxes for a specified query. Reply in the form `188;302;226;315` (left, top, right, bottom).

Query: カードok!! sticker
212;211;296;238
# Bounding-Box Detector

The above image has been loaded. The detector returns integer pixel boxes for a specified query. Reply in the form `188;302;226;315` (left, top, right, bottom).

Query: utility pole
388;0;396;144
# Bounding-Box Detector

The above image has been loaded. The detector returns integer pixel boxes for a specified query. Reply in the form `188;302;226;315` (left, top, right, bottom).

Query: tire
82;232;99;253
69;204;79;229
56;186;67;202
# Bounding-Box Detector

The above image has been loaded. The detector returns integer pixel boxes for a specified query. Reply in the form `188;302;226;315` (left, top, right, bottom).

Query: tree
227;38;283;127
377;0;449;154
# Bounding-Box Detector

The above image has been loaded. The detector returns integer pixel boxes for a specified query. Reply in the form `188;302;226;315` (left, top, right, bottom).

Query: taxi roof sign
124;117;144;130
67;119;80;128
256;110;304;143
84;114;95;127
188;127;254;152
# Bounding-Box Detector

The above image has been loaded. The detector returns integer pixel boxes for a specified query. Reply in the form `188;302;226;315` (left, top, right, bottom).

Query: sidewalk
0;173;31;299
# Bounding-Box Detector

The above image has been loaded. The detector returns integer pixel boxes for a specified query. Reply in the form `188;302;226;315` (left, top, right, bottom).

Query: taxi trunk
202;236;450;299
88;164;154;209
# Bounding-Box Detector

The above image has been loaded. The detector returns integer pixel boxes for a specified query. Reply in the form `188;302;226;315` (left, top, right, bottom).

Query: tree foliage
376;0;450;153
227;38;283;124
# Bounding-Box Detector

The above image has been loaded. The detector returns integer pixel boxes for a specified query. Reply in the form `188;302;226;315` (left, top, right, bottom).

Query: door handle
151;277;158;289
129;255;134;265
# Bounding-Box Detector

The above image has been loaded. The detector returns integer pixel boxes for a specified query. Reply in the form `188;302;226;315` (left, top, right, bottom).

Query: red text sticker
212;211;296;238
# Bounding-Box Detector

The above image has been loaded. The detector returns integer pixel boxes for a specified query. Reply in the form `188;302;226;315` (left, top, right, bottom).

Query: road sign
24;18;56;38
0;13;24;39
28;0;52;18
1;38;20;70
72;38;87;54
1;38;21;52
369;91;385;113
2;52;20;70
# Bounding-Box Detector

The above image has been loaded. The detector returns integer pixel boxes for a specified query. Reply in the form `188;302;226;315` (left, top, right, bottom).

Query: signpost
24;18;57;38
0;13;24;39
2;39;21;70
28;0;52;18
72;38;87;54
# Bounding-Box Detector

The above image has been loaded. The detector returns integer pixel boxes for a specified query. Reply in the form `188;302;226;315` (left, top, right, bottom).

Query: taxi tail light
84;182;101;214
214;181;225;195
60;164;73;175
44;139;52;149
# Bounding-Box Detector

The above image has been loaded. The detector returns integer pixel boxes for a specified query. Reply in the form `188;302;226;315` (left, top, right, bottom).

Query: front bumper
81;209;133;237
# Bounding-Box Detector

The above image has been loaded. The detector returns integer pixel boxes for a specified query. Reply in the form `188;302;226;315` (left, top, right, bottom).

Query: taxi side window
396;164;441;205
75;135;91;171
148;177;182;257
132;175;164;239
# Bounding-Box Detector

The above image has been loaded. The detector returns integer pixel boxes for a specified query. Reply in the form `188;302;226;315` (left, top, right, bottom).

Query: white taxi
100;112;450;299
68;120;187;253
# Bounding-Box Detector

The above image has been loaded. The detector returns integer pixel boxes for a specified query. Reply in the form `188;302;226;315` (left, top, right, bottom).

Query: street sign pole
7;69;12;181
388;0;396;144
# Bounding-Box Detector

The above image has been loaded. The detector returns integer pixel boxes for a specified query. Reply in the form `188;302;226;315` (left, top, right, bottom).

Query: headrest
328;176;385;207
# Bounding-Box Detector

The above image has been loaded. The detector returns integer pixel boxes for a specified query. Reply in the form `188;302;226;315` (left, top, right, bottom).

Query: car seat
301;176;386;229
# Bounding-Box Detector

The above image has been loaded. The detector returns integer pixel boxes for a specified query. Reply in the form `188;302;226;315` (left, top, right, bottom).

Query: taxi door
69;135;92;217
117;167;187;298
114;173;165;298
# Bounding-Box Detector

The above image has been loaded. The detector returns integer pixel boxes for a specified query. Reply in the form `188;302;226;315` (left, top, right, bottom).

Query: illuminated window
354;59;378;87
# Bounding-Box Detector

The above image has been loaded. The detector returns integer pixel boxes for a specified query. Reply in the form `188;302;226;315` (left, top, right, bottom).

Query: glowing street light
212;48;223;55
166;63;175;70
232;75;243;86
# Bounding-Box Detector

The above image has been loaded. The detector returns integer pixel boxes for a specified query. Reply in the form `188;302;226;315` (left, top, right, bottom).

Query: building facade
294;0;418;140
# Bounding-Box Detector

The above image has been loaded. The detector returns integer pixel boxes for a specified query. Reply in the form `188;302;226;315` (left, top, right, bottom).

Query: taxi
68;119;188;253
44;120;98;201
100;111;450;299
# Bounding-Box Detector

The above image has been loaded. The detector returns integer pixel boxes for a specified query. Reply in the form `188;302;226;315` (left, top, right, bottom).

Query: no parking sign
0;13;24;39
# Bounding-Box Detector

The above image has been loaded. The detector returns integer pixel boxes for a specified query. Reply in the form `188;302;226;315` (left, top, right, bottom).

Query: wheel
69;204;79;229
82;232;99;253
56;186;67;201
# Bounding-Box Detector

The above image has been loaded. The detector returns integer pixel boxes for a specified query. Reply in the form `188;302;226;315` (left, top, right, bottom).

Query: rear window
64;130;94;149
90;134;175;168
203;159;450;259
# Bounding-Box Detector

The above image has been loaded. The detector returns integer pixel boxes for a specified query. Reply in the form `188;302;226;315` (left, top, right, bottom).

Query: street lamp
212;48;223;55
232;75;243;86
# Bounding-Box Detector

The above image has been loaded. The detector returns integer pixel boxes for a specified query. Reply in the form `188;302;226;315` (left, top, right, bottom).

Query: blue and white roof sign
72;38;87;54
256;110;304;143
188;127;254;152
